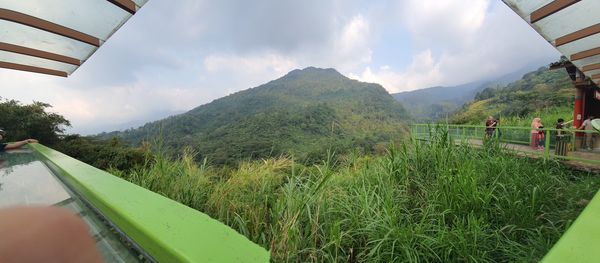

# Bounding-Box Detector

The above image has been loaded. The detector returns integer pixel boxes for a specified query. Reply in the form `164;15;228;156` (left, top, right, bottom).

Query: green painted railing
411;124;600;262
30;143;270;263
542;190;600;262
411;123;600;165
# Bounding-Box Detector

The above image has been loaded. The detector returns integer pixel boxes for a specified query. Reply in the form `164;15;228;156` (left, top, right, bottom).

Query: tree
0;99;70;145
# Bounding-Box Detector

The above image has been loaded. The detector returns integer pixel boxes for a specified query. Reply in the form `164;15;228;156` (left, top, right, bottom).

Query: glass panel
0;20;95;60
0;50;77;74
558;34;600;58
133;0;149;8
535;1;600;41
503;0;553;17
0;150;70;207
0;149;145;262
0;0;132;41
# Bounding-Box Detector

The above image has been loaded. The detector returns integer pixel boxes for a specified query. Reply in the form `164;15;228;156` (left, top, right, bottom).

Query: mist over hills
100;67;409;164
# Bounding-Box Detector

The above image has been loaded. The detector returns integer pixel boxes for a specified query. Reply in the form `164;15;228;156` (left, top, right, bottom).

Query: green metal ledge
30;143;270;263
542;189;600;263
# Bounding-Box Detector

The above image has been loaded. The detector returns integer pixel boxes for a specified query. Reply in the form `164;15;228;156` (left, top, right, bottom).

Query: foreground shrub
118;135;599;262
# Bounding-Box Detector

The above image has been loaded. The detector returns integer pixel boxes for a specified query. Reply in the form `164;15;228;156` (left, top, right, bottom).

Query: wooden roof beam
0;61;67;77
0;8;100;47
0;42;80;66
571;47;600;61
583;63;600;72
107;0;137;15
530;0;580;23
556;23;600;47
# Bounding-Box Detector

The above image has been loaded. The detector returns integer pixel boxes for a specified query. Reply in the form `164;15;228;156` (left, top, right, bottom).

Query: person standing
531;118;543;150
485;116;497;138
578;116;595;150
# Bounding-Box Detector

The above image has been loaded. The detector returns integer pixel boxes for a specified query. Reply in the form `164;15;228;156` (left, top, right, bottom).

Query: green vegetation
52;135;147;170
392;66;535;121
0;99;70;145
111;132;598;262
102;67;409;165
0;98;146;171
451;67;573;124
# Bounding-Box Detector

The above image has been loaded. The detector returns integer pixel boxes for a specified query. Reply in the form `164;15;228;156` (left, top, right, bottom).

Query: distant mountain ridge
391;65;546;121
100;67;409;164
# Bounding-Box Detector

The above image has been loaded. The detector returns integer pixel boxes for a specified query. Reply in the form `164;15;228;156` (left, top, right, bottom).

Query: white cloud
401;0;490;50
204;53;298;77
333;15;373;69
352;50;442;91
353;1;559;92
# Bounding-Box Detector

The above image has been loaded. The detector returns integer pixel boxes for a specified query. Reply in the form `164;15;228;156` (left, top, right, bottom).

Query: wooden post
545;129;551;160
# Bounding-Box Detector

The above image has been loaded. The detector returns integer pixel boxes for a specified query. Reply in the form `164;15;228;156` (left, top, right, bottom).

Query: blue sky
1;0;560;134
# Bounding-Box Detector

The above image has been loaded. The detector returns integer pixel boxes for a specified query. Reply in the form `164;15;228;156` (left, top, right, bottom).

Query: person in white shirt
578;116;595;150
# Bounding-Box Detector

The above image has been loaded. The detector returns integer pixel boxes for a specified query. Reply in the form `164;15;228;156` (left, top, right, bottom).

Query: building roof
503;0;600;86
0;0;147;77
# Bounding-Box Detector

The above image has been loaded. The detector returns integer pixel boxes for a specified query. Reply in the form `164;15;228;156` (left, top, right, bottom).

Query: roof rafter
582;63;600;72
107;0;137;14
571;47;600;61
0;42;80;66
0;61;67;77
0;8;100;47
530;0;580;23
555;23;600;47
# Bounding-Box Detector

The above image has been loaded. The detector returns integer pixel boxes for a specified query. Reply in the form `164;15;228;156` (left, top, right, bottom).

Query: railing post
544;129;551;160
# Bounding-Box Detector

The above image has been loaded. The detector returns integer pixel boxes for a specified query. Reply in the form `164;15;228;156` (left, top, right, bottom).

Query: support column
573;86;585;150
574;87;584;128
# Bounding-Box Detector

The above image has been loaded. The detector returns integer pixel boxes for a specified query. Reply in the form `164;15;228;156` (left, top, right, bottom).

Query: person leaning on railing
0;129;38;152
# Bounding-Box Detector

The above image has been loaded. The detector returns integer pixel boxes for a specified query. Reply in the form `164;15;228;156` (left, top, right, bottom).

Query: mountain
392;81;489;121
100;67;409;164
391;65;543;121
451;67;573;124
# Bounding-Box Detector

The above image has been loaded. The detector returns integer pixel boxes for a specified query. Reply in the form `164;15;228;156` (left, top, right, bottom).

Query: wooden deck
457;139;600;172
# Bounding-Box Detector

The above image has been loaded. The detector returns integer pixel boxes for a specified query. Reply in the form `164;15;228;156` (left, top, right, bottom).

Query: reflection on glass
0;149;70;207
0;149;147;262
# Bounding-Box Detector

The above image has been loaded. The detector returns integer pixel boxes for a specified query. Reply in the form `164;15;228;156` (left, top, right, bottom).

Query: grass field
111;132;599;262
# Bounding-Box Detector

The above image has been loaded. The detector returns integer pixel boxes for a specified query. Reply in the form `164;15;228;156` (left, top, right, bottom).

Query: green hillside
451;67;574;124
101;67;409;164
392;65;539;121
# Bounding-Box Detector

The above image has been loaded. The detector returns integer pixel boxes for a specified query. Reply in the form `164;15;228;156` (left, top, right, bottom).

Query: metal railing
411;123;600;165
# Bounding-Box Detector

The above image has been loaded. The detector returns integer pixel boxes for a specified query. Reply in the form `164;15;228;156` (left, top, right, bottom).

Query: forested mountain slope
391;66;539;121
100;67;409;164
451;67;573;124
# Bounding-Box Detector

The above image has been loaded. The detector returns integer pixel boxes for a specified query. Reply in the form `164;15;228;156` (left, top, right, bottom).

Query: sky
1;0;561;134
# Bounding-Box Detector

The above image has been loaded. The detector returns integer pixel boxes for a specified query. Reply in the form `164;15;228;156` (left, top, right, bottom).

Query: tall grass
111;131;599;262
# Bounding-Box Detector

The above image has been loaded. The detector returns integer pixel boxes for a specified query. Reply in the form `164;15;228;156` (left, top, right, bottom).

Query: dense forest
100;67;410;165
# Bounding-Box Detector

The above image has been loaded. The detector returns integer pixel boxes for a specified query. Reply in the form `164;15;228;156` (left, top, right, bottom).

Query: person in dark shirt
0;129;38;152
485;116;497;138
